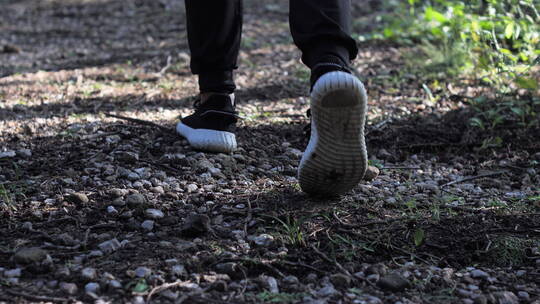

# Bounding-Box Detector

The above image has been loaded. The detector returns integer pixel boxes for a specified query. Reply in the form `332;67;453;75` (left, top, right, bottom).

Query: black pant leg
289;0;358;69
185;0;243;93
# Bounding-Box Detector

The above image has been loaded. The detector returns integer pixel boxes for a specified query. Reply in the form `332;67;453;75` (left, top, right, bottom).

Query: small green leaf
505;22;514;39
132;280;149;293
469;117;485;129
425;7;448;23
515;77;538;90
414;228;425;247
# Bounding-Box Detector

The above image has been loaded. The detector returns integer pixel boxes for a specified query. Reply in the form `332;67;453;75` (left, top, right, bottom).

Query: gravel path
1;1;539;303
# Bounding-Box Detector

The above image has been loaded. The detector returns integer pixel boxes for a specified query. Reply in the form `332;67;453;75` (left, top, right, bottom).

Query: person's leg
177;0;243;153
289;0;358;86
185;0;243;93
291;0;368;196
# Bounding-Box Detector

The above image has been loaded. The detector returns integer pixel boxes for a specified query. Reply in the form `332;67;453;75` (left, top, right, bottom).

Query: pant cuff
199;71;236;94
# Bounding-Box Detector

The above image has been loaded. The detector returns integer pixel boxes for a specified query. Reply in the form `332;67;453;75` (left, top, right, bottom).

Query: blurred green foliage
363;0;540;131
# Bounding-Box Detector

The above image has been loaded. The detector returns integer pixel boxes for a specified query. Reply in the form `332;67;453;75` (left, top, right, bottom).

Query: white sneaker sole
176;122;237;153
298;71;368;196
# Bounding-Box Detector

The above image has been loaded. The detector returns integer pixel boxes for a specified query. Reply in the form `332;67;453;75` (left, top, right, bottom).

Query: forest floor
1;0;539;303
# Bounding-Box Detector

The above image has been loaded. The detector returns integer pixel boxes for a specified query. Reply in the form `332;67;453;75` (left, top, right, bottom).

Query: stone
108;188;127;198
283;275;299;285
377;273;410;292
186;183;198;192
106;206;118;214
109;280;122;289
13;247;48;264
364;166;380;181
126;193;146;206
0;151;16;159
330;273;351;288
135;267;151;278
98;238;121;253
4;268;22;277
171;265;186;276
68;192;89;204
259;275;279;293
115;151;139;163
16;149;32;158
491;291;519;304
317;284;338;297
81;267;97;280
248;234;274;246
145;208;164;219
470;269;489;279
215;262;245;280
141;220;154;231
85;282;100;294
180;214;210;237
517;291;529;300
60;282;78;295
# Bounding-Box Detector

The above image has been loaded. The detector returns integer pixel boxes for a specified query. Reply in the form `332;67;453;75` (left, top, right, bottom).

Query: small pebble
60;282;78;295
141;220;154;231
4;268;22;278
145;208;164;219
85;282;100;294
135;266;151;278
81;267;97;280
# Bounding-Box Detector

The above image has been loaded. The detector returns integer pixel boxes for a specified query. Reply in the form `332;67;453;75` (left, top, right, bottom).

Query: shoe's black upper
181;94;238;132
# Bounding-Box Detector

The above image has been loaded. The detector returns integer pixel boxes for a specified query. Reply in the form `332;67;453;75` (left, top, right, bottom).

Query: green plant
373;0;540;132
272;215;306;247
256;291;306;303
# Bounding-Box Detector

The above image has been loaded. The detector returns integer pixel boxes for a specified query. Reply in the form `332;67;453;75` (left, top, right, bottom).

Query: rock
16;149;32;158
85;282;100;294
377;273;410;292
186;184;198;192
56;266;71;278
283;275;299;285
330;273;351;288
126;193;146;207
135;267;151;278
517;291;529;300
165;258;178;266
145;208;164;219
68;192;89;204
4;268;22;277
180;214;210;237
108;188;127;198
171;265;186;276
259;275;279;293
470;269;489;279
109;280;122;289
60;282;78;295
473;295;488;304
248;234;274;246
141;220;154;231
364;166;380;181
107;206;118;214
81;267;97;280
112;197;126;207
13;247;49;264
0;151;16;159
317;284;338;297
115;151;139;163
491;291;519;304
215;262;245;280
98;238;121;253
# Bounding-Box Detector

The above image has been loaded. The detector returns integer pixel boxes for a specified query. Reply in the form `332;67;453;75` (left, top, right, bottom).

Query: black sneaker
297;70;368;196
176;93;238;153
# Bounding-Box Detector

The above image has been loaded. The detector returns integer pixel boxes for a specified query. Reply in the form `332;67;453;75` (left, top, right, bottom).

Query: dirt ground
1;0;539;303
